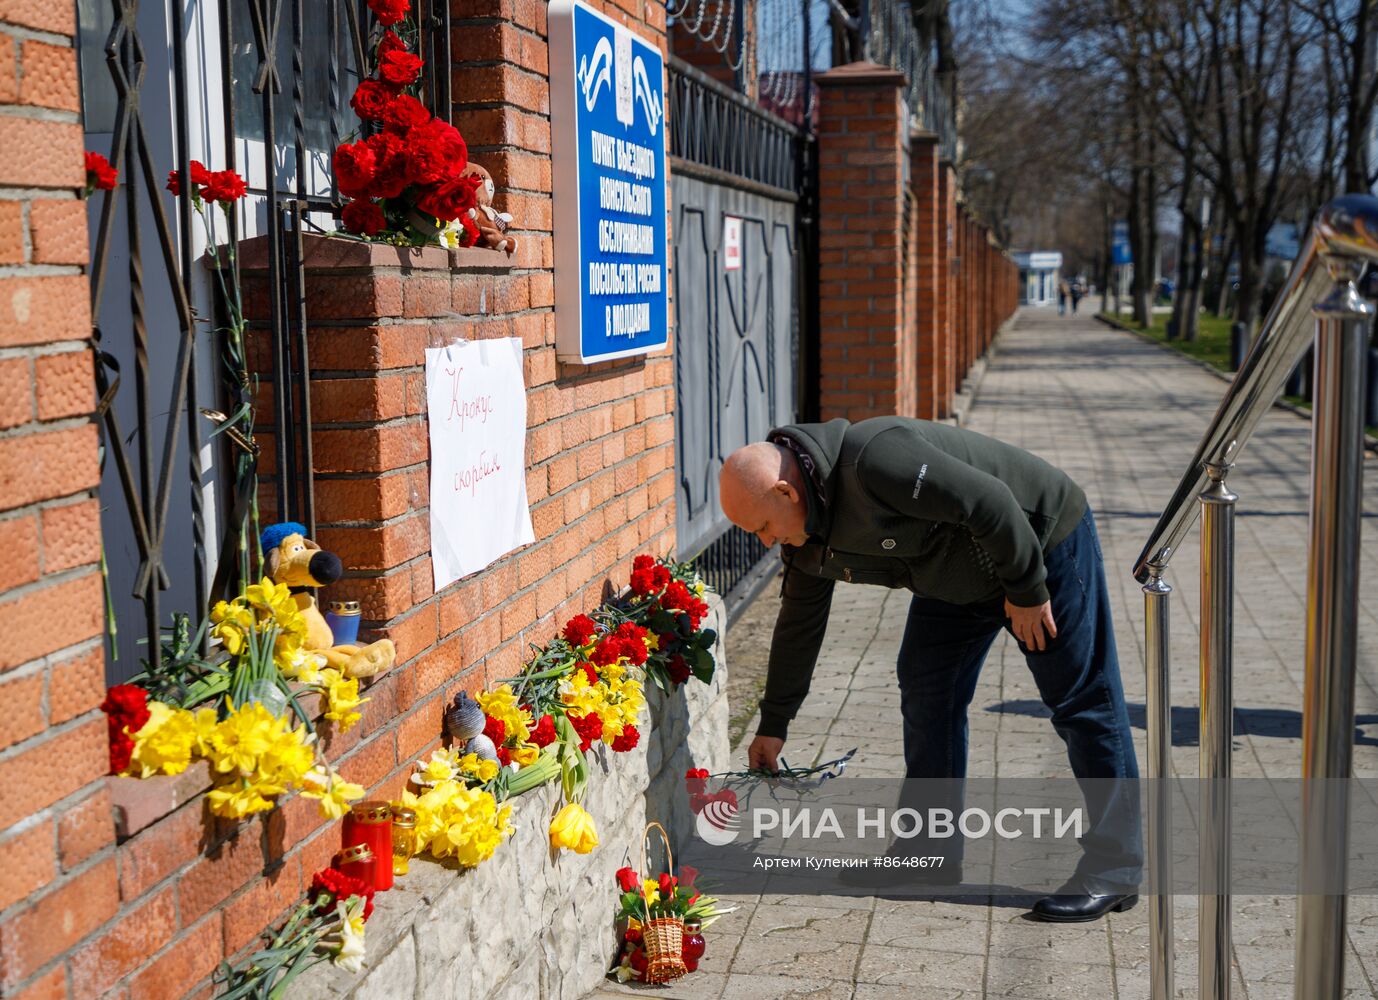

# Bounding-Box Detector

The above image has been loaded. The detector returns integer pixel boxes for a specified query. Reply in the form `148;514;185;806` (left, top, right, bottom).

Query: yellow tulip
549;802;599;854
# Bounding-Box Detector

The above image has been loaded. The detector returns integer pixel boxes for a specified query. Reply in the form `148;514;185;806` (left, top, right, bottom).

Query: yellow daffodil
644;632;660;652
320;669;366;732
510;744;539;767
128;702;201;778
301;767;366;819
209;600;254;656
476;684;532;743
457;752;499;783
693;580;706;597
558;670;607;717
549;801;599;854
641;878;661;905
206;777;281;819
258;724;315;785
206;701;282;775
419;751;457;785
279;646;326;684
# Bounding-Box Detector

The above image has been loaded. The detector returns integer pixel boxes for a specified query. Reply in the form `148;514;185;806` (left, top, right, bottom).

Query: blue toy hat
260;521;308;555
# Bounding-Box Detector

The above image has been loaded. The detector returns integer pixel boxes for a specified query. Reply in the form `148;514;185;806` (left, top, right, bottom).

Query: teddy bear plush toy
260;522;395;679
462;162;517;256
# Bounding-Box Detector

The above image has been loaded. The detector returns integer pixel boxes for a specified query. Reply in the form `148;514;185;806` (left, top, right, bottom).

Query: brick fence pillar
935;156;956;418
814;62;913;421
910;130;941;420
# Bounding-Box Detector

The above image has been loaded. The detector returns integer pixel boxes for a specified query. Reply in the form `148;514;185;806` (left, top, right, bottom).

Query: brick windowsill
234;232;516;273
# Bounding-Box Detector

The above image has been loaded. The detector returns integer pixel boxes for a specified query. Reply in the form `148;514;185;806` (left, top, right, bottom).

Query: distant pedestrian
1057;279;1069;315
1070;282;1083;314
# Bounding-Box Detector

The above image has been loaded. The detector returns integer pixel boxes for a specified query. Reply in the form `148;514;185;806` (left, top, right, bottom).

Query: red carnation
633;555;655;571
202;169;247;204
165;159;210;197
684;767;709;794
616;866;640;892
405;119;467;186
413;170;481;222
382;93;431;133
610;724;640;752
85;151;118;191
349;79;394;122
496;745;512;766
333;140;376;199
614;622;649;665
667;654;691;685
456;214;480;247
568;711;603;752
530;713;557;747
379;48;423;88
483;714;506;745
310;866;375;921
589;639;622;669
658;872;677;897
581;662;600;686
100;684;150;774
342;199;386;236
562;614;598;647
367;0;410;27
363;131;410;199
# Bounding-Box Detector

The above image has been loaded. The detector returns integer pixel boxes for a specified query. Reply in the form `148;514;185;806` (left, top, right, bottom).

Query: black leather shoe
1029;883;1138;922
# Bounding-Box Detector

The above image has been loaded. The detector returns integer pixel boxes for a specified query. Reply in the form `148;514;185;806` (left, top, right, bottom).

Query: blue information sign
550;0;669;363
1111;221;1132;266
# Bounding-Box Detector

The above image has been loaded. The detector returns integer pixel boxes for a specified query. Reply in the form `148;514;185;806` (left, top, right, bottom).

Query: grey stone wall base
286;596;730;1000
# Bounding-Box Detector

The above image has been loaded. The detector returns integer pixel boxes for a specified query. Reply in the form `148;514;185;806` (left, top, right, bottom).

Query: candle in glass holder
391;806;418;876
343;801;393;891
336;842;376;887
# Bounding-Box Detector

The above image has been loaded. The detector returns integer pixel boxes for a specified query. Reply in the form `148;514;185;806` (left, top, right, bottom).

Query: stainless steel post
1199;461;1236;1000
1293;256;1371;999
1143;567;1174;1000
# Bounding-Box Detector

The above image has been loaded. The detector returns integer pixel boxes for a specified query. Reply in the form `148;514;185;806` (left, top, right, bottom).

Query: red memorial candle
343;801;394;891
336;842;376;887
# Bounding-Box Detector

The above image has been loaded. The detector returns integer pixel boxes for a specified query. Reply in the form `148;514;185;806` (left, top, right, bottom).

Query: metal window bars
1133;194;1378;1000
85;0;451;681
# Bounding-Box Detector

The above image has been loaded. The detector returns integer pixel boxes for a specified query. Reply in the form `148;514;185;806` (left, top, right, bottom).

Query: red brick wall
814;62;913;422
0;6;116;998
0;0;677;996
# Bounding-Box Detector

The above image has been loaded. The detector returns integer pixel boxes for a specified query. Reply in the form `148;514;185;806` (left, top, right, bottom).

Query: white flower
328;898;368;974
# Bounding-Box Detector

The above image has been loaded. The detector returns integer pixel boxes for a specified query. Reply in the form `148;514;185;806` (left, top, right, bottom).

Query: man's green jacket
757;416;1087;740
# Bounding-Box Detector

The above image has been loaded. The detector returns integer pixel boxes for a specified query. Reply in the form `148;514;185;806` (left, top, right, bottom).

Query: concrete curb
1093;311;1378;454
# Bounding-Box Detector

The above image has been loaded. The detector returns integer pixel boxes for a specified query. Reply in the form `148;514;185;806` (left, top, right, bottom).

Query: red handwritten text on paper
445;366;495;431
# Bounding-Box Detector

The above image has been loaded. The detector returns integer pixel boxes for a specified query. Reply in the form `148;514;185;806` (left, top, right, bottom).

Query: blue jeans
895;509;1143;891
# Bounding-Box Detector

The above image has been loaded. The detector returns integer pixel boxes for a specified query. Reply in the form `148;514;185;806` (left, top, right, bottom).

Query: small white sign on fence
425;337;535;590
723;215;742;271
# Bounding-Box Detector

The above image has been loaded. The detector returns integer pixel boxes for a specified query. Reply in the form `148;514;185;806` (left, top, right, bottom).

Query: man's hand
749;735;785;774
1004;598;1057;652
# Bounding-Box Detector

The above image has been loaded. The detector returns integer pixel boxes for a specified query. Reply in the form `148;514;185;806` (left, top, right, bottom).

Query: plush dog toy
260;522;395;679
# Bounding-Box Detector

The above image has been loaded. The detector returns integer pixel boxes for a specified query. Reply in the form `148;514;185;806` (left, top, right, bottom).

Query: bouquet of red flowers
333;0;481;246
619;555;717;691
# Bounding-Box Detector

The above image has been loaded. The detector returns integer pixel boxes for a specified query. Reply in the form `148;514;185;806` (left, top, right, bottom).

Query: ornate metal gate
669;58;814;617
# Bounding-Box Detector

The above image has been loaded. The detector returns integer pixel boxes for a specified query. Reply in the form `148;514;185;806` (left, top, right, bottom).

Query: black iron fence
81;0;450;681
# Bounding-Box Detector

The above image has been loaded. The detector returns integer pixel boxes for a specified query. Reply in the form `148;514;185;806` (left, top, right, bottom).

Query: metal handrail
1136;193;1378;1000
1133;195;1378;581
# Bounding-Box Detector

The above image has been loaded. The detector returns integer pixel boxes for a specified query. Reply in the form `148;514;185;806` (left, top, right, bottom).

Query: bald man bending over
720;416;1141;922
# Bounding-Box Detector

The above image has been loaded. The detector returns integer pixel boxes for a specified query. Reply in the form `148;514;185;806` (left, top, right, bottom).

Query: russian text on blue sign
550;0;669;363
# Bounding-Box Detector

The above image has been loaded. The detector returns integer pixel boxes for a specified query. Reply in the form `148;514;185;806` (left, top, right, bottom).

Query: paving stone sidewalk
588;307;1378;999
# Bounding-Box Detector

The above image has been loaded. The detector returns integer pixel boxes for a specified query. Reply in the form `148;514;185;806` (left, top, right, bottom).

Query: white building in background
1014;251;1063;306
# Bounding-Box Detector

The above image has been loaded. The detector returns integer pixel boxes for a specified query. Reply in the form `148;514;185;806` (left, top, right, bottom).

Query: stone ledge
284;595;731;1000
